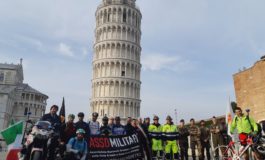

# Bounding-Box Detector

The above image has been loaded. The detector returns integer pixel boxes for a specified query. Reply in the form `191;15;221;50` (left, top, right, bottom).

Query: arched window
24;107;28;115
0;73;4;82
123;9;127;22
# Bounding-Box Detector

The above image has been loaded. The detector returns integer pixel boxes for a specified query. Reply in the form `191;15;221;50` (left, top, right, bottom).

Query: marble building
90;0;142;122
0;60;48;131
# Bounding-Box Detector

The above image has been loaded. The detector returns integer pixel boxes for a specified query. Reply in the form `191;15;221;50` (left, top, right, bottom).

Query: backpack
235;116;262;134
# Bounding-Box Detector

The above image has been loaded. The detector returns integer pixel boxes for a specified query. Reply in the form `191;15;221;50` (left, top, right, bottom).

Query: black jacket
125;123;135;135
41;113;61;132
75;121;90;138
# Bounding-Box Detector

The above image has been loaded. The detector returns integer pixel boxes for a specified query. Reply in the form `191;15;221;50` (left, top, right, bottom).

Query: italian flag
226;100;234;137
1;121;23;160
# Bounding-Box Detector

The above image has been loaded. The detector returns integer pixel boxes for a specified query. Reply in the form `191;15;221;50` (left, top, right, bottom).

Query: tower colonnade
91;0;141;122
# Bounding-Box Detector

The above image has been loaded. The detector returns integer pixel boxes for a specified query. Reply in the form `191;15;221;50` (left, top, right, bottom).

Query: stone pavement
0;151;7;159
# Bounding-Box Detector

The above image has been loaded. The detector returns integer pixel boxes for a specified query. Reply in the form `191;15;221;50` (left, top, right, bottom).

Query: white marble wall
91;0;142;121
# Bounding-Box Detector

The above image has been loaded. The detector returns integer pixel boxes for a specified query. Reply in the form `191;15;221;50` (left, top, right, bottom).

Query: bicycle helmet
76;128;86;134
68;114;75;119
102;116;109;122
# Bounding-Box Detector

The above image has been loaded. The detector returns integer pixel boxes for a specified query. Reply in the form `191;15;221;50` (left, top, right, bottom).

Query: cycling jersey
68;137;87;154
112;124;126;135
230;115;258;134
88;121;100;135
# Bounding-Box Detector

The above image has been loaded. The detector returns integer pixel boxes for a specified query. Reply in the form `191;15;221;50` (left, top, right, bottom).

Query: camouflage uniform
210;123;224;158
179;126;189;160
189;125;202;160
200;126;211;160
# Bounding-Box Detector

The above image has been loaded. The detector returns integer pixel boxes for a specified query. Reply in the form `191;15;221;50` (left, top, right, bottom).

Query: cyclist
112;116;126;135
64;129;87;160
60;114;76;156
100;116;112;136
88;112;100;135
230;107;258;160
75;112;90;139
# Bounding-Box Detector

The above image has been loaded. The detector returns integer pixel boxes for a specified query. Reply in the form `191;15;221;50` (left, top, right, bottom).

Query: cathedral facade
90;0;142;122
0;60;48;131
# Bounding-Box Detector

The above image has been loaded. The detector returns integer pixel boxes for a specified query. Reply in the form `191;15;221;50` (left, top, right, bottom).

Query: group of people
22;104;264;160
37;105;149;160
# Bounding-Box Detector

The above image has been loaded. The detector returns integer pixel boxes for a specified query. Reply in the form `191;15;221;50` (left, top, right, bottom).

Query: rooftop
0;63;22;70
16;83;48;98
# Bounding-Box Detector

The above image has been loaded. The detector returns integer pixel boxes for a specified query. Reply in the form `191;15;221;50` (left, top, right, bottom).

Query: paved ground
0;151;7;159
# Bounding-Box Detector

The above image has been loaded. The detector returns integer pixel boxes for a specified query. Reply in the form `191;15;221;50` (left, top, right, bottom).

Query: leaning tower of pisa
90;0;142;122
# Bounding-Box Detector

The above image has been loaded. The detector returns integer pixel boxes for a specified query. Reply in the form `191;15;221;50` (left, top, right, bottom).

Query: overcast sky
1;0;265;123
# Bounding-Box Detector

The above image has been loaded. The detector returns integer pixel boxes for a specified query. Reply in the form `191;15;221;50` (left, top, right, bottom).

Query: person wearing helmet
75;112;90;139
60;114;77;156
60;114;76;143
189;118;202;160
148;115;163;159
40;105;61;160
112;116;126;135
65;129;87;160
162;115;179;160
88;112;100;135
100;116;112;136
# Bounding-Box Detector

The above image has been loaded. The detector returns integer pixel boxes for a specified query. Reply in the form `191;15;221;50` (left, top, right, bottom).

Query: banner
89;133;145;160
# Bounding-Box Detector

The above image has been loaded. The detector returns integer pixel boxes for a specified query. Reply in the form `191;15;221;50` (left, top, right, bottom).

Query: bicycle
212;136;254;160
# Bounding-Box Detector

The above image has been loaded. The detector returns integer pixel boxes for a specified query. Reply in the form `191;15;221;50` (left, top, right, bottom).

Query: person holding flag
59;97;66;124
230;107;258;160
1;121;23;160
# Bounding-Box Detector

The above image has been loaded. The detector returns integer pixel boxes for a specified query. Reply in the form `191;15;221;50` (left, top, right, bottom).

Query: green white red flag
0;121;23;160
226;99;234;137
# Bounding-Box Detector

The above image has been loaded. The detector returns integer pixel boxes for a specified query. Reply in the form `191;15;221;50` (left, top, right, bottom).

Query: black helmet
102;116;109;122
78;112;84;117
92;112;98;117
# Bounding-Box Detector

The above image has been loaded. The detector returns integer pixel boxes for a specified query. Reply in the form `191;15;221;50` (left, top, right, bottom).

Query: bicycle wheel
212;145;234;160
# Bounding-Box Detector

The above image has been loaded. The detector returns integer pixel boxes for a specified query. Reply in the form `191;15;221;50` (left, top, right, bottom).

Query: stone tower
90;0;142;122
